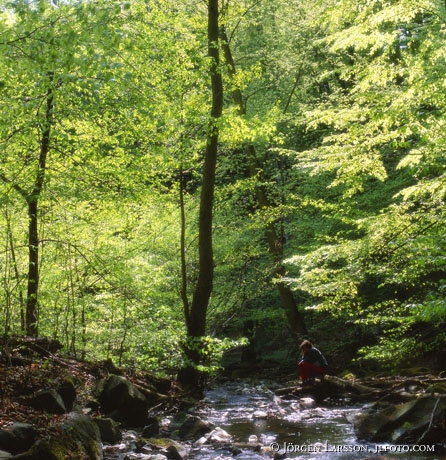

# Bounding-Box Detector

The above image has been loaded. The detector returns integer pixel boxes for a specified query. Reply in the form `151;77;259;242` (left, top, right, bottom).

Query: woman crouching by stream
298;340;328;385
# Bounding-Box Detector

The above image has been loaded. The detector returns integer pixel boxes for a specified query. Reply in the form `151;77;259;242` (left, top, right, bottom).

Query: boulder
143;438;187;459
57;379;77;412
93;417;122;444
142;417;160;438
354;395;446;444
28;389;66;414
0;423;38;454
299;397;316;409
10;438;68;460
61;412;103;460
9;413;102;460
98;374;149;427
165;444;185;460
177;415;212;440
168;412;188;435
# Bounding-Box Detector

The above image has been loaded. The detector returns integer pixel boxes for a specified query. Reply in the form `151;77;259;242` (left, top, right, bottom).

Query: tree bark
179;165;190;326
25;73;54;337
178;0;223;394
26;199;40;336
220;28;307;339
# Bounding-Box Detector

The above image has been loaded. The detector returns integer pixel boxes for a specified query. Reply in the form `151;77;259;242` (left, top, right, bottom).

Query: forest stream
103;380;440;460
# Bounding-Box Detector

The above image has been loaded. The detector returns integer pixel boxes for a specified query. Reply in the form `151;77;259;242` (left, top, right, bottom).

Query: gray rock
165;444;184;460
142;417;160;438
177;415;212;440
62;412;103;460
29;389;66;414
207;427;232;443
0;423;37;454
299;397;316;409
127;451;167;460
354;395;446;444
98;375;149;427
57;379;77;412
94;417;122;444
144;438;187;459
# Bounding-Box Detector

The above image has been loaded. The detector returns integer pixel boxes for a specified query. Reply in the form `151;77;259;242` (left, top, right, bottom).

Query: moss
340;370;356;380
86;437;102;460
145;437;172;447
145;437;184;451
27;438;71;460
20;434;92;460
426;382;446;394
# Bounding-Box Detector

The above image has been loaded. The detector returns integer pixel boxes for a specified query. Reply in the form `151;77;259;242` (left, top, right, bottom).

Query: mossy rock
145;437;184;450
354;395;446;444
11;413;102;460
11;437;81;460
426;382;446;394
144;438;187;459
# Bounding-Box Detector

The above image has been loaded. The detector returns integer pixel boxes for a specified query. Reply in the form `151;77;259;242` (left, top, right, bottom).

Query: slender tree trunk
25;73;54;337
178;0;223;394
4;208;25;333
26;199;40;336
220;28;307;340
179;166;190;324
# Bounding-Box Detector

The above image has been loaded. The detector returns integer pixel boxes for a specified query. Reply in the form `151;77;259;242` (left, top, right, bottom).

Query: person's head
299;340;313;354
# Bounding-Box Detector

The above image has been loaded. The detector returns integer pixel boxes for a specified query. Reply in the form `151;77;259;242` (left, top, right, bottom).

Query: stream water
104;380;442;460
193;381;441;460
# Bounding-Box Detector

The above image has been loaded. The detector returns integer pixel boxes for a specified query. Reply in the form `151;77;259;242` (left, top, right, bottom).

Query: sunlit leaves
1;0;444;371
280;0;446;366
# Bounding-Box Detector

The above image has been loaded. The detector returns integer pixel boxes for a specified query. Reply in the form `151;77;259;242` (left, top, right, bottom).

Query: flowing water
191;381;441;460
104;380;442;460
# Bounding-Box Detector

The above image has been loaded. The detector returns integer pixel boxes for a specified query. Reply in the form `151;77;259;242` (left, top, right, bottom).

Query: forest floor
0;356;102;436
1;347;445;440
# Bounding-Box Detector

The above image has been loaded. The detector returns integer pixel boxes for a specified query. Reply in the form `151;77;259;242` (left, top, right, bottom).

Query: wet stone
124;454;166;460
207;427;232;443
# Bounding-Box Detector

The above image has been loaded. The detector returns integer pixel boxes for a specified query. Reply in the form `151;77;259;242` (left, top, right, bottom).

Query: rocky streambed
102;379;446;460
1;352;445;460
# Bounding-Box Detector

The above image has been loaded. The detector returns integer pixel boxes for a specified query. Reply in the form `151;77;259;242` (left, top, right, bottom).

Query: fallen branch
275;374;381;398
415;397;441;445
322;374;381;395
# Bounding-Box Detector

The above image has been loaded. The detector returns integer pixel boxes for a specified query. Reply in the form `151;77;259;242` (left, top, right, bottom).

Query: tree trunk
178;0;223;395
220;28;307;340
26;199;39;336
4;208;26;334
25;73;54;337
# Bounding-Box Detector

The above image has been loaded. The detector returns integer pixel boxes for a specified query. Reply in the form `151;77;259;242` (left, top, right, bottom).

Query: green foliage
0;0;444;374
281;0;446;368
183;336;248;375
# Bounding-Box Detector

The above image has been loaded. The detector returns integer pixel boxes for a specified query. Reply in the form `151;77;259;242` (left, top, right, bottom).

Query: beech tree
0;1;137;338
219;21;308;340
177;0;223;392
0;4;71;336
282;0;446;365
1;0;444;374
